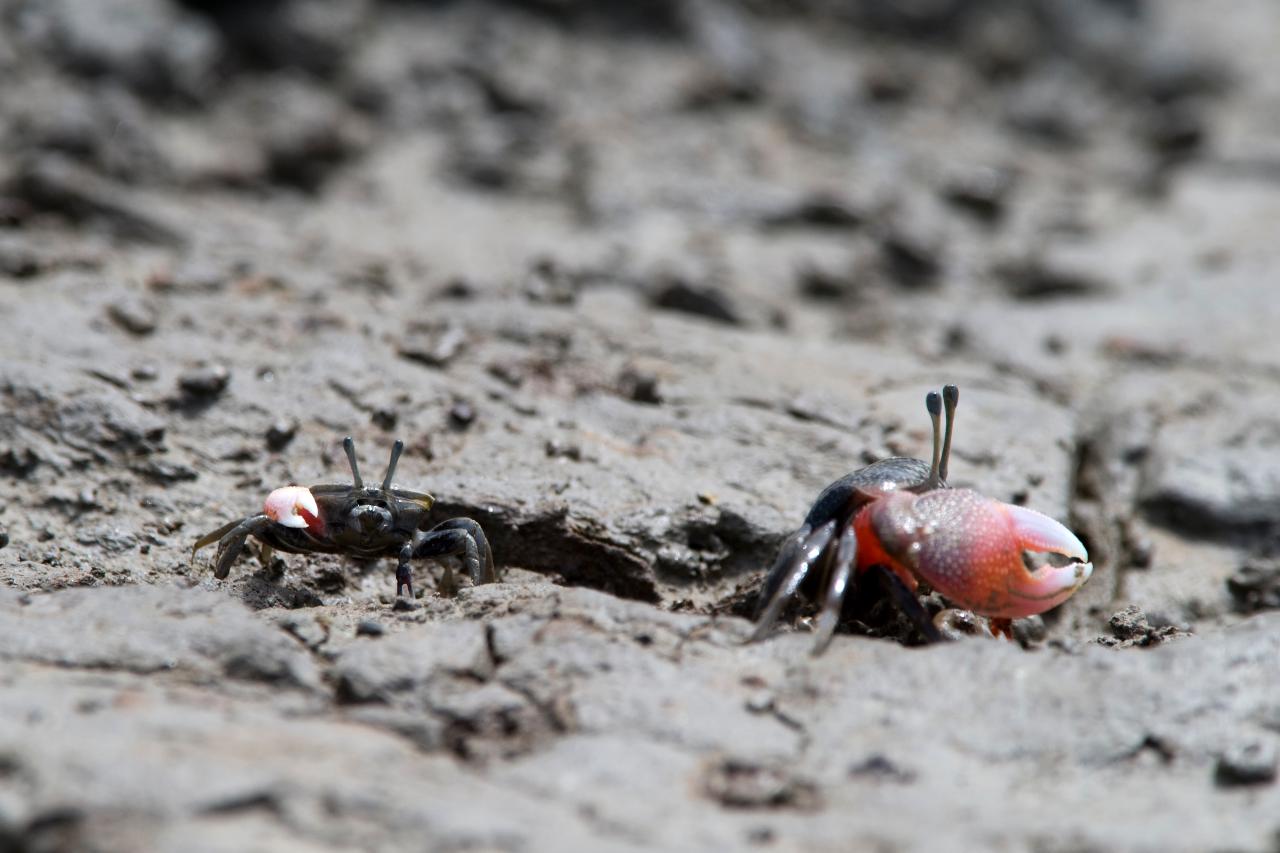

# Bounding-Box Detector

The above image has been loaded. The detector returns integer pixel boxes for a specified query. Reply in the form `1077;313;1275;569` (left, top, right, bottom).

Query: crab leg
396;543;414;599
411;517;496;596
867;565;943;644
749;520;837;643
810;525;859;655
199;515;273;580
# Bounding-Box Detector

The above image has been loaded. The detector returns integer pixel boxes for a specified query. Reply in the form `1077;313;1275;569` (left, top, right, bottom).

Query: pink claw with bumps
858;488;1093;620
752;384;1093;654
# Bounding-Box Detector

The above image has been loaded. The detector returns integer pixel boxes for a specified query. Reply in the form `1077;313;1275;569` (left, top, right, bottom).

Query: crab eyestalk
344;436;363;490
920;384;958;490
939;384;958;484
382;439;404;490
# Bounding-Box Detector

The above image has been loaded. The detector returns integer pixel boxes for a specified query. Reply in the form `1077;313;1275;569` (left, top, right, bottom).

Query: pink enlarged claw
859;489;1093;620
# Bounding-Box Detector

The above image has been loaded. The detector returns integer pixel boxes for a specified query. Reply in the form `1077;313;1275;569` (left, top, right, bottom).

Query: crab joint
264;486;323;535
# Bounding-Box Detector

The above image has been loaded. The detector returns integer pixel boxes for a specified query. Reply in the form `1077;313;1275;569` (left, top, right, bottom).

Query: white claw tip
264;486;318;529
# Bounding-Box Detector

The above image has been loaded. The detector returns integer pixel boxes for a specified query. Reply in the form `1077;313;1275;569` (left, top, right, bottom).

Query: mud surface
2;1;1280;851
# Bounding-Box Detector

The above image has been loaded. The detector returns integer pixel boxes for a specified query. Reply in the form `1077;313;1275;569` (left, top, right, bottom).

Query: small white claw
263;486;318;528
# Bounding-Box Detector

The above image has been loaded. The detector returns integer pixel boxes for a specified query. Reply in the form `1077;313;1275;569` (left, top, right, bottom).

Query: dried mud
2;1;1280;851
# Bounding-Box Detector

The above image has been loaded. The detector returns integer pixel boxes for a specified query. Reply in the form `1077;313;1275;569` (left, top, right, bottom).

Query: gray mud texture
2;1;1280;851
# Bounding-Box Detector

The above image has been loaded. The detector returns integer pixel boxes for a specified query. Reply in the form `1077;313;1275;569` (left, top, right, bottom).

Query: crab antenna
939;384;959;484
925;390;943;487
382;439;404;491
343;436;364;490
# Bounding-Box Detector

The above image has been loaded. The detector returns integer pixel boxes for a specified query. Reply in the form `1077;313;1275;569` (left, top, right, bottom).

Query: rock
106;296;158;336
177;364;230;399
1139;391;1280;538
264;420;297;451
1226;558;1280;613
398;322;467;368
941;165;1015;223
759;192;864;230
994;250;1110;300
18;0;221;102
3;156;185;246
1215;740;1278;787
0;586;320;689
649;277;741;325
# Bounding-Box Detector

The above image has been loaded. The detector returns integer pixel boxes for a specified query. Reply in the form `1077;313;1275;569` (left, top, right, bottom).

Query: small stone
1011;615;1047;647
703;758;819;810
392;598;420;612
649;277;741;325
106;297;158;336
356;619;385;637
618;368;662;405
1144;107;1205;156
994;254;1109;301
1215;740;1278;787
1226;559;1280;614
398;322;466;368
941;166;1015;223
881;226;941;289
448;401;475;430
760;193;863;230
1108;605;1150;640
265;420;298;452
544;439;581;461
371;406;398;431
131;364;159;381
178;364;230;398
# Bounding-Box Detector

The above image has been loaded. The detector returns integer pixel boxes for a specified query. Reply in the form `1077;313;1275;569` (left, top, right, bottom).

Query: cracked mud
3;1;1280;851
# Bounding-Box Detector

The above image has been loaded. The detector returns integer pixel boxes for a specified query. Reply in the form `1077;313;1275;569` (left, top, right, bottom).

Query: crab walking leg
207;515;273;580
810;525;859;655
752;526;809;619
413;518;493;592
429;517;496;583
396;543;414;599
868;564;944;644
749;520;838;643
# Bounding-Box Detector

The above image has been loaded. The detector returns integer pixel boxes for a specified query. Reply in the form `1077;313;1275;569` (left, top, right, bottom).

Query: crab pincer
751;385;1092;654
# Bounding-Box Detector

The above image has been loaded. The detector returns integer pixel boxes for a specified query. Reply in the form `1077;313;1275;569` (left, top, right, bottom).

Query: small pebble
392;597;420;612
371;407;398;431
107;297;158;336
356;619;385;637
178;364;230;398
1215;740;1278;787
265;420;298;451
448;401;475;429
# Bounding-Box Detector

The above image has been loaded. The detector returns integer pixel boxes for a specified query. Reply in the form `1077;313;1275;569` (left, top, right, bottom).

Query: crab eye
264;486;319;529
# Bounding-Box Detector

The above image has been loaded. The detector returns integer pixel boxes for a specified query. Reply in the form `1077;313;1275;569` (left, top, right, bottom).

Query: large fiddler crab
193;437;496;600
751;385;1092;654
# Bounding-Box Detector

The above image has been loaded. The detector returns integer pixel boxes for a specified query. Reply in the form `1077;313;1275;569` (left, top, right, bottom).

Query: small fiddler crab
751;385;1092;654
193;437;496;600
